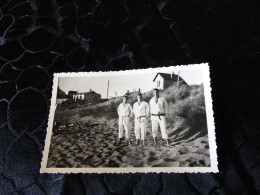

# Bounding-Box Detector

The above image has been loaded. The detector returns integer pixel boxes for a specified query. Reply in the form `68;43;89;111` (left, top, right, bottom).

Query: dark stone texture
33;128;47;150
0;63;20;81
104;174;141;193
222;161;246;194
60;16;77;35
0;125;16;165
38;173;66;194
60;174;86;194
93;0;128;24
81;174;106;194
186;173;218;194
0;174;15;194
161;174;197;194
8;88;47;135
11;51;57;69
3;18;29;40
0;81;17;101
7;2;33;19
133;174;161;195
75;15;104;41
67;48;88;70
0;15;14;37
21;184;45;195
0;59;6;69
51;37;79;56
74;0;97;18
59;3;76;17
48;56;73;74
91;24;127;54
16;66;50;91
0;41;24;61
110;56;133;71
87;51;108;71
0;100;8;126
4;134;41;189
20;28;56;52
9;16;33;31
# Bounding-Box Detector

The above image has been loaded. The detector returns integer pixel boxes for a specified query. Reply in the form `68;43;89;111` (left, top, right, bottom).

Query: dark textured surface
0;0;260;194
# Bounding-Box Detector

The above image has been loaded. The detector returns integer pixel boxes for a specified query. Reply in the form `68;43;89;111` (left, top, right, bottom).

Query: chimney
171;71;174;79
177;71;180;86
90;89;92;92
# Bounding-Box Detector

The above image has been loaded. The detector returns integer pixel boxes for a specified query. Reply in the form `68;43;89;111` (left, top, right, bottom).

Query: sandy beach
47;115;210;168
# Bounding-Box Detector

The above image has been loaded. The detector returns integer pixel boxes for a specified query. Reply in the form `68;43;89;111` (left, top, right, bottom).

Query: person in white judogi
133;93;149;146
149;88;170;147
117;94;133;145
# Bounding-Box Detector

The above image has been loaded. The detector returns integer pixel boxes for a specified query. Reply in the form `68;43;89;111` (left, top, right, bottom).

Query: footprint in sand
107;160;119;167
149;151;156;156
133;161;144;167
147;156;158;163
164;158;177;162
47;160;55;167
119;150;127;156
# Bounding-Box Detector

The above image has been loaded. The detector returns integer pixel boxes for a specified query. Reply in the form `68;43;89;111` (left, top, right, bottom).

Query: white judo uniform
117;103;133;139
149;97;168;139
133;101;149;140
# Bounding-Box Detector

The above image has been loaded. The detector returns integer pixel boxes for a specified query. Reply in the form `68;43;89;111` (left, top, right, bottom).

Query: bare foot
165;139;170;147
142;140;145;147
116;138;121;146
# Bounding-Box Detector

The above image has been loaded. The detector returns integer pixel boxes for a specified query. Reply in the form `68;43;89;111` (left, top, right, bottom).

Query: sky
58;69;204;98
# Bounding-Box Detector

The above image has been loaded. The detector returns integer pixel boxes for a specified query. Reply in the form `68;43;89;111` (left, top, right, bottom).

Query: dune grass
55;83;207;137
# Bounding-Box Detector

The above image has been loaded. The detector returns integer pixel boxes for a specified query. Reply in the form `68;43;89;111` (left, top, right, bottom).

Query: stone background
0;0;259;194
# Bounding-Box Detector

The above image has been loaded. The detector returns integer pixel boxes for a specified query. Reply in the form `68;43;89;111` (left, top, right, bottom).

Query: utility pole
107;80;109;98
177;71;180;88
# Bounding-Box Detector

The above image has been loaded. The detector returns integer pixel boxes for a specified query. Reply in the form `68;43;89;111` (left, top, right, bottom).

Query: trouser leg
124;117;130;139
118;118;123;138
135;120;141;139
140;118;146;140
151;117;159;138
159;116;168;139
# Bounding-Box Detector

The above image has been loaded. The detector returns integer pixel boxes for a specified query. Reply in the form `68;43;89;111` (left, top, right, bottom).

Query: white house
153;72;188;89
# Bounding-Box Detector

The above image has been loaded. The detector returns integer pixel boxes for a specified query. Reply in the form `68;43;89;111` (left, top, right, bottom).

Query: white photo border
40;63;218;173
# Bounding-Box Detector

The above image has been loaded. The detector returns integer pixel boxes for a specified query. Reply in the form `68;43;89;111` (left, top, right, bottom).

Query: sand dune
47;115;210;168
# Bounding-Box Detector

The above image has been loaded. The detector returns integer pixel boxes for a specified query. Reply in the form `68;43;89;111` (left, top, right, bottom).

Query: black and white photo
41;63;218;173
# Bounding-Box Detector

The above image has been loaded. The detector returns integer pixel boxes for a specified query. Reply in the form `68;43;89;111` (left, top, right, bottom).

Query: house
69;89;101;101
68;91;78;99
153;72;188;89
78;89;101;101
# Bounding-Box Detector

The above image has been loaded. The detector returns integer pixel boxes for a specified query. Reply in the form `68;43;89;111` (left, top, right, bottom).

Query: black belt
152;113;165;120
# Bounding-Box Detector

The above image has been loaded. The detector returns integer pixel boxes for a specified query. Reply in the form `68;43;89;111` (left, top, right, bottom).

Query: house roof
153;73;183;82
79;91;100;95
68;90;78;94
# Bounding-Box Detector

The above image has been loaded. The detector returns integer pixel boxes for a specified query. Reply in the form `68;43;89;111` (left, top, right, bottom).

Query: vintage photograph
41;64;218;173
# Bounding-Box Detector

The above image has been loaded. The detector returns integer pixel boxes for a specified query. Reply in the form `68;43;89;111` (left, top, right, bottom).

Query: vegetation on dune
55;83;207;138
165;84;208;140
